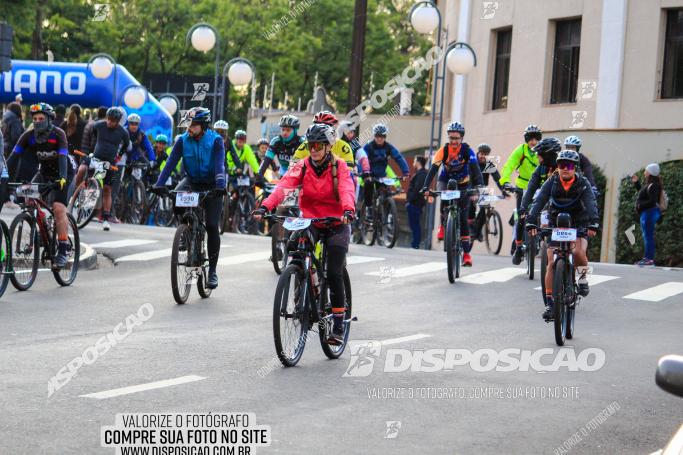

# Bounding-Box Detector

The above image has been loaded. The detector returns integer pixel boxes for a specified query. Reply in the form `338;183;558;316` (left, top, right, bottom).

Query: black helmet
279;114;300;129
447;122;465;136
557;150;580;164
182;106;211;127
524;124;542;142
477;143;491;154
305;123;335;144
533;138;561;167
106;107;123;121
29;102;56;120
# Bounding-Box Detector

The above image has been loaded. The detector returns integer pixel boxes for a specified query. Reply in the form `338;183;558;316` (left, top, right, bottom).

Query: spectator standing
631;163;664;266
54;104;67;128
2;101;24;158
61;104;87;156
406;156;428;249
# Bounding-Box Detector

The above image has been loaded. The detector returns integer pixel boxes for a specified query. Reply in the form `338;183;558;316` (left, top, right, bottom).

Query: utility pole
347;0;368;112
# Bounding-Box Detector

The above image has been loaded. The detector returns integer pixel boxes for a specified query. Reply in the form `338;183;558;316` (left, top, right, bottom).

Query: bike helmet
564;135;582;150
447;121;465;136
533;138;562;167
127;113;141;124
524;124;542;142
556;150;580;164
313;110;338;126
372;123;388;137
155;134;168;143
29;102;56;119
338;120;354;136
106;106;123;121
278;114;300;129
477;143;491;154
213;120;229;131
181;106;211;127
305;123;335;144
234;129;247;140
257;137;269;146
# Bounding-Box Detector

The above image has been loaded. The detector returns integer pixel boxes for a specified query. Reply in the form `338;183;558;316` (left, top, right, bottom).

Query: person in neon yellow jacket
498;124;542;263
227;129;259;177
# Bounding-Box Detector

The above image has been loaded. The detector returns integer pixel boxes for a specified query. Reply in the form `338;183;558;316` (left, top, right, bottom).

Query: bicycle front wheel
271;222;288;275
540;240;548;304
445;212;456;283
485;209;503;255
130;180;148;225
381;197;399;249
273;264;310;367
526;231;536;280
320;268;353;359
9;213;39;291
197;235;212;299
52;214;80;286
171;223;193;304
68;178;101;229
552;258;568;346
0;220;12;298
360;201;376;246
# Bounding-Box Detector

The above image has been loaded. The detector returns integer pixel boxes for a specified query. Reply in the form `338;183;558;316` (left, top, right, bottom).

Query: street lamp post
88;53;117;106
157;93;181;127
219;57;255;121
409;2;478;250
186;23;220;116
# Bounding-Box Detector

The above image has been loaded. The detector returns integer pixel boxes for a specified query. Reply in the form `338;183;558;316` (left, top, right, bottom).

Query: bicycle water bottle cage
556;212;572;228
447;179;458;190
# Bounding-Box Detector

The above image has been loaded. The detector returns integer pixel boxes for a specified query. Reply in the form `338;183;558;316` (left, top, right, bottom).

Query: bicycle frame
174;192;209;269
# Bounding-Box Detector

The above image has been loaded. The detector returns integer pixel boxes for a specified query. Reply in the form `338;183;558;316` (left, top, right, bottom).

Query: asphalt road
1;218;682;455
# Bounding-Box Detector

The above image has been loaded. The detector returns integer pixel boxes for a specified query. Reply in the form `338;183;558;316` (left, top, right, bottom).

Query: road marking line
365;262;445;277
80;375;206;399
534;274;619;290
460;267;526;284
116;248;173;263
381;334;431;345
623;282;683;302
346;255;385;265
90;239;158;249
217;251;270;266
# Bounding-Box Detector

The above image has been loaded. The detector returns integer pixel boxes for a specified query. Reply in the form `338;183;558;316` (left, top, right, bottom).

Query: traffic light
0;22;13;73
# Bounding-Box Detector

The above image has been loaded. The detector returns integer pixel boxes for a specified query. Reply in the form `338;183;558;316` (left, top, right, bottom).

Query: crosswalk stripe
534;274;620;290
116;248;172;263
346;255;385;265
80;375;206;399
381;334;431;345
623;282;683;302
460;267;526;285
90;239;158;249
217;251;270;266
365;262;445;278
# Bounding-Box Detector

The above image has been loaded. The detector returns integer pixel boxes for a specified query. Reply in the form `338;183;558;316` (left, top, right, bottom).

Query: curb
79;242;98;271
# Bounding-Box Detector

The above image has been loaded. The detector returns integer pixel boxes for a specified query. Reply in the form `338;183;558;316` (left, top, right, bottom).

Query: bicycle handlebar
265;214;343;224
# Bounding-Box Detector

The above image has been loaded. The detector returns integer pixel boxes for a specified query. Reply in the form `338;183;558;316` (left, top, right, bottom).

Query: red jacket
262;157;356;225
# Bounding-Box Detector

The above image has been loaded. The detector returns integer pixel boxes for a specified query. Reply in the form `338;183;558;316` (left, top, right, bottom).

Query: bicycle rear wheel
381;197;399;249
320;268;352;359
485;209;503;255
540;240;548;304
273;264;309;367
171;223;193;304
9;213;39;291
0;220;12;298
68;178;101;229
446;212;456;283
52;214;80;286
552;259;568;346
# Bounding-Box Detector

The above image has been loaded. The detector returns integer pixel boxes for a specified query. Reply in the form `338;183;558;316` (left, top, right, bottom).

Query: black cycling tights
176;177;222;270
327;245;347;310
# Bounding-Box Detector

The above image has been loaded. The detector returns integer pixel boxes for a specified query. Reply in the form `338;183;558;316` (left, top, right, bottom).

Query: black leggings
175;177;223;270
313;224;349;310
363;180;378;208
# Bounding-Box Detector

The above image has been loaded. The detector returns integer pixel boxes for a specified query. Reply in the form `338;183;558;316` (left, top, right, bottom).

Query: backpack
301;157;339;201
659;187;669;211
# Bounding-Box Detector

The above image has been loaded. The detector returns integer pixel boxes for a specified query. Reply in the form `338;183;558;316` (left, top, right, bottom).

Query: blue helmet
564;135;582;149
181;106;211;128
447;122;465;136
372;123;388;137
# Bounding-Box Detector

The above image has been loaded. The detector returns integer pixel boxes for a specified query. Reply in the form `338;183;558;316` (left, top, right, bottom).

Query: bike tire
446;212;456;283
273;264;309;367
527;232;536;280
320;267;352;359
552;258;567;346
52;214;80;286
220;193;231;234
485;209;504;255
382;197;399;249
9;212;39;291
132;180;148;225
243;192;258;235
0;220;12;298
171;223;193;304
454;211;461;279
540;240;548;304
271;222;287;275
360;202;376;247
68;178;101;229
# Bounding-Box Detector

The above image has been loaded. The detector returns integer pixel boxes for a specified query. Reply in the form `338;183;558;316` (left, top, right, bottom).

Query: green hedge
616;160;683;266
588;165;607;262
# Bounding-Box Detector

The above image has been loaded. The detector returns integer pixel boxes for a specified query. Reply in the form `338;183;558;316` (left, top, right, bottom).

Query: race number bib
440;190;460;201
175;192;199;208
381;177;397;186
236;176;251;187
90;159;105;173
17;184;40;199
282;217;312;231
551;228;577;242
132;167;142;180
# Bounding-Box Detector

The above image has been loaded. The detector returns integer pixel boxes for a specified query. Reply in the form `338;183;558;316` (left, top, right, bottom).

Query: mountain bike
9;182;80;289
67;151;116;229
428;187;478;283
360;177;401;248
268;215;354;367
476;189;504;255
538;216;583;346
147;190;176;227
167;189;220;304
115;162;148;224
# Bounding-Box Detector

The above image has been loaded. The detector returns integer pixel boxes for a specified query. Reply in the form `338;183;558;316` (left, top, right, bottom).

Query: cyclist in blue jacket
153;107;226;289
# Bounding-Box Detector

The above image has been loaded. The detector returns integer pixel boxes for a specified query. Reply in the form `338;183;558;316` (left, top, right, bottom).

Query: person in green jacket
498;124;542;264
228;129;259;177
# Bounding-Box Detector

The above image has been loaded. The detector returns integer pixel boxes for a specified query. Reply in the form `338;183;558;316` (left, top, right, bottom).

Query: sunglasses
448;136;462;141
309;142;327;152
558;162;576;171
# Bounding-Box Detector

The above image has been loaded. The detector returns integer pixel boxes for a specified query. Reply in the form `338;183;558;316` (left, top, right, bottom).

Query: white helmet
564;135;582;149
127;113;141;124
213;120;229;131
